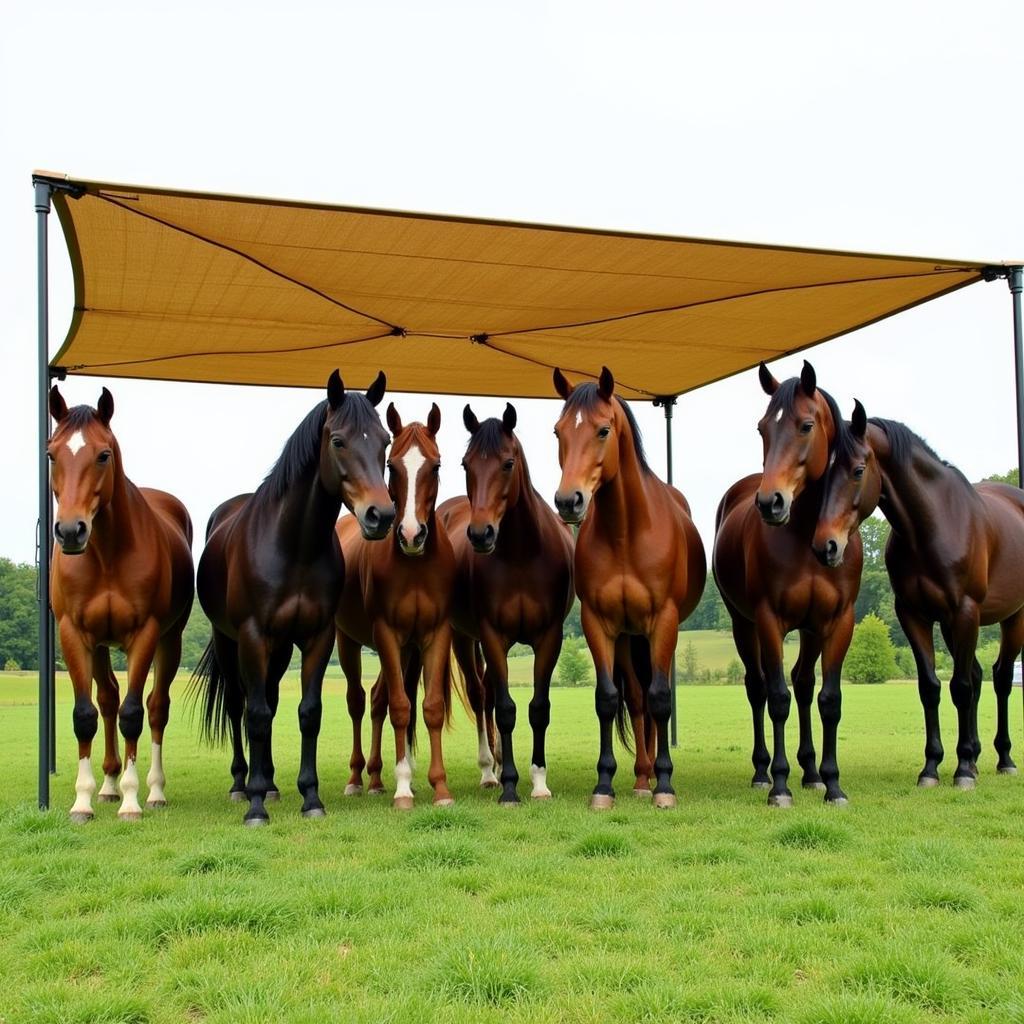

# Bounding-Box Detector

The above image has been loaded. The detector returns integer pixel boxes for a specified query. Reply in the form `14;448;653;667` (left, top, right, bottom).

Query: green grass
2;671;1024;1023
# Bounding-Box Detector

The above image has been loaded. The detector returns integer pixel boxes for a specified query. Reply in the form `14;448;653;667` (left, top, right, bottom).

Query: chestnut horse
193;371;394;825
336;403;456;809
48;386;194;822
437;402;574;804
714;361;860;806
553;367;705;809
812;401;1024;787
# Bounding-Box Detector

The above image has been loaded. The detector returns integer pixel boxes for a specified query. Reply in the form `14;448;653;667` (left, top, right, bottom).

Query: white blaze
399;443;426;547
146;742;166;805
66;431;87;456
118;757;143;818
71;757;96;817
394;755;413;800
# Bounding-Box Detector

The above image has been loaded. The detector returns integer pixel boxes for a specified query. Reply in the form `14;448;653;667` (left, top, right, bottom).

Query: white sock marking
99;774;119;798
66;430;87;456
71;757;96;817
399;443;426;546
118;757;143;817
394;755;413;800
478;729;498;785
147;742;166;805
530;763;552;798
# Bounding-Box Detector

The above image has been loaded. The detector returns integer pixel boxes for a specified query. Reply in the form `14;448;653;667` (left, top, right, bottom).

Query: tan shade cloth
43;173;998;399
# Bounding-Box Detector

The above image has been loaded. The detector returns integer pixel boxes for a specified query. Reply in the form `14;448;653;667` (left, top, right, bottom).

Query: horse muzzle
813;537;845;569
54;517;91;555
754;489;791;526
554;489;588;525
467;522;497;554
398;522;428;556
358;503;396;541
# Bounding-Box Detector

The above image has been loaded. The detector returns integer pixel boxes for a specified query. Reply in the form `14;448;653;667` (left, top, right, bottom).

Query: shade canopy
42;173;999;400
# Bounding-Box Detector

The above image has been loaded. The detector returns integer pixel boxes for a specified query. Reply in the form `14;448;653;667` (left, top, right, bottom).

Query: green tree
681;581;729;631
985;467;1019;486
556;637;591;687
563;599;583;639
726;658;743;685
857;516;890;571
680;640;699;682
0;560;40;670
844;613;898;684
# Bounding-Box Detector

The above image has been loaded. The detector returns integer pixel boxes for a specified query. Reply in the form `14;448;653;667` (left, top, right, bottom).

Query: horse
812;399;1024;787
47;386;194;822
713;361;861;806
437;402;574;804
336;403;457;809
552;366;705;809
192;370;394;825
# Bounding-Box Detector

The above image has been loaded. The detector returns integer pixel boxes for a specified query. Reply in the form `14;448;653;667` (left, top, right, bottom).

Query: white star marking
66;431;87;456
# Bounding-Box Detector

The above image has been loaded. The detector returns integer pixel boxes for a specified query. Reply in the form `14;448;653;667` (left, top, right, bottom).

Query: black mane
56;405;101;434
868;418;943;469
563;384;651;475
466;418;510;459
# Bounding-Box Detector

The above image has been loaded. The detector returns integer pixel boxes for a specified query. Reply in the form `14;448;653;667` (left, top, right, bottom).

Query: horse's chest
775;573;844;628
72;589;145;644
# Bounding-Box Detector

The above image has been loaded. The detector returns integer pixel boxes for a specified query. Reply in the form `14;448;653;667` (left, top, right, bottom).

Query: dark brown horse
714;361;861;806
193;371;394;825
812;400;1024;787
438;402;574;803
48;386;194;822
336;403;457;809
553;367;705;809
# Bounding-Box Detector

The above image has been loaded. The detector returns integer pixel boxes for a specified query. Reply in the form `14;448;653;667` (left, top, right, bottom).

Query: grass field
2;670;1024;1024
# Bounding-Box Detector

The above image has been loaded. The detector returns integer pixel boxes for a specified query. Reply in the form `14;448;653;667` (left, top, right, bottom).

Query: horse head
754;360;835;525
322;370;396;540
48;386;120;555
386;402;442;556
461;402;520;554
812;399;881;567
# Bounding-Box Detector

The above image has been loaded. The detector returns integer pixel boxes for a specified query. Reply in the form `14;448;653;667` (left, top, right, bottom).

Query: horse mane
465;418;535;489
563;384;651;476
54;405;102;435
867;418;942;468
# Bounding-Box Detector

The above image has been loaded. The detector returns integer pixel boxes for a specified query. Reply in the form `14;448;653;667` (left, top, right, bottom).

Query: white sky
1;1;1022;567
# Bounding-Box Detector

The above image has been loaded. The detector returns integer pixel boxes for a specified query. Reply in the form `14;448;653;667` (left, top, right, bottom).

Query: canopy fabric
42;173;996;400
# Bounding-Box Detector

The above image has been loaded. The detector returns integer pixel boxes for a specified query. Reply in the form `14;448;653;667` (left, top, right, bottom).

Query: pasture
2;671;1023;1024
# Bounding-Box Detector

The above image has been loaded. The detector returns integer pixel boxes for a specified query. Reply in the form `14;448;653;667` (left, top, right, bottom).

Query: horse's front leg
614;635;653;796
480;623;518;804
818;610;853;804
755;606;792;808
943;605;981;789
792;629;823;790
296;625;333;817
92;646;122;803
60;618;98;823
648;605;682;809
118;618;161;822
993;610;1024;774
338;631;367;795
236;620;275;826
144;613;186;809
528;624;562;799
896;600;943;786
581;605;618;809
421;625;454;806
375;624;413;809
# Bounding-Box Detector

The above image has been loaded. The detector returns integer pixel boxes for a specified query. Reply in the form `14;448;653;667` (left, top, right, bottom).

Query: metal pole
1009;266;1024;489
657;396;679;748
35;180;53;810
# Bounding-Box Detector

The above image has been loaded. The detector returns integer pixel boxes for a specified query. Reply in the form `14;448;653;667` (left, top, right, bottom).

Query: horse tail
450;642;477;723
403;648;421;753
189;637;235;746
611;647;633;754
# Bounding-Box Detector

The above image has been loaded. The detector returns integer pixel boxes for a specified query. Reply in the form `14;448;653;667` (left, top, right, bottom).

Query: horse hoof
118;811;143;823
767;793;794;808
264;790;281;803
826;796;850;808
802;781;826;791
229;790;247;802
917;775;940;789
367;786;386;797
969;762;979;777
998;765;1018;776
653;792;677;810
97;794;119;804
433;797;455;808
590;793;614;811
953;775;976;790
244;815;269;828
146;799;167;810
531;789;553;800
480;779;500;789
344;784;363;796
302;806;326;819
751;779;772;790
69;811;93;824
393;795;414;811
633;787;653;799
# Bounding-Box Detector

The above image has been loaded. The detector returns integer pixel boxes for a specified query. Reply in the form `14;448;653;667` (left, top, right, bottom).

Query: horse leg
649;608;682;809
993;611;1024;773
60;619;98;823
212;629;248;801
366;672;388;794
454;632;497;788
481;623;518;804
528;624;561;799
376;625;414;809
756;608;792;807
943;606;981;788
793;630;823;790
613;636;653;795
144;621;184;809
896;601;944;786
294;626;332;818
581;605;618;809
818;610;853;805
726;602;769;788
93;647;122;802
421;628;454;806
339;631;366;795
968;656;983;775
263;646;290;803
480;643;500;767
236;620;275;825
116;617;161;821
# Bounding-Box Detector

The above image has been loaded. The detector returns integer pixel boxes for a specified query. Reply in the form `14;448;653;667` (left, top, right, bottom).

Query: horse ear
365;370;387;407
327;369;345;410
553;368;574;400
851;399;867;439
758;362;779;395
386;402;403;437
463;404;480;434
502;402;517;435
427;402;441;438
97;387;114;426
597;366;615;400
800;360;817;397
49;386;68;423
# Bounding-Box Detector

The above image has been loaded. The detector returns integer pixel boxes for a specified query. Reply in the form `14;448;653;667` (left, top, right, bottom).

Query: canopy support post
654;395;679;748
1009;266;1024;489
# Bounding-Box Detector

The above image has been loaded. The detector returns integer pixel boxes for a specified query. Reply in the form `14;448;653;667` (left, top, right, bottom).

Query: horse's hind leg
481;624;519;805
367;672;388;794
818;610;852;805
144;621;184;809
340;631;367;795
993;611;1024;774
792;630;824;790
236;621;276;825
615;635;653;796
296;626;333;818
421;628;454;806
263;646;291;802
375;625;414;809
528;624;561;799
93;647;122;802
726;603;769;788
969;656;983;774
454;633;497;787
756;609;792;808
118;618;161;821
213;629;248;800
897;601;944;786
942;608;982;788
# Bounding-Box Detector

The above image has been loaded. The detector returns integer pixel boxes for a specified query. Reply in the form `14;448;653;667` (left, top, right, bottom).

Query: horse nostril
414;524;427;546
364;505;381;529
771;492;785;515
483;524;495;543
826;539;838;559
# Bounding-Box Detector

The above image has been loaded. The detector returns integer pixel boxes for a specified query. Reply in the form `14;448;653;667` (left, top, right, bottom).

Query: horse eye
502;460;514;472
97;451;112;464
432;465;440;476
853;466;865;480
331;436;345;449
799;421;813;435
597;426;611;439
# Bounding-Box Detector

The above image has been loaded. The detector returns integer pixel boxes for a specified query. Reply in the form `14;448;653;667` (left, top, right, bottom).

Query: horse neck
788;474;827;534
88;443;149;568
271;462;342;562
590;427;651;540
494;457;544;557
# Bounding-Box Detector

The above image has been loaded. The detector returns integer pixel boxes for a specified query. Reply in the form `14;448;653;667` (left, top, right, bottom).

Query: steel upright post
1009;267;1024;490
656;396;679;748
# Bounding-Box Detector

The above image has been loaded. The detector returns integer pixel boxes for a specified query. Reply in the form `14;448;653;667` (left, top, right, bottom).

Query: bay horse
553;367;705;809
193;370;394;825
48;386;194;822
437;402;574;804
812;400;1024;787
714;361;860;806
336;403;457;809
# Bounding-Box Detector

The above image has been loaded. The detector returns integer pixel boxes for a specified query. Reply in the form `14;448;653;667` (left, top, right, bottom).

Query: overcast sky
2;2;1022;568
